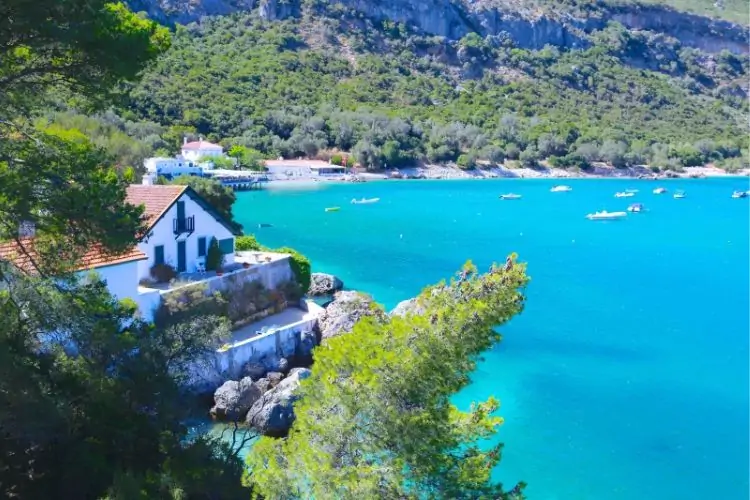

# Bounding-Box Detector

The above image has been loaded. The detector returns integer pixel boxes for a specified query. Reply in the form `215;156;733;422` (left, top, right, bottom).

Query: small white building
0;185;239;320
264;159;347;179
181;138;224;162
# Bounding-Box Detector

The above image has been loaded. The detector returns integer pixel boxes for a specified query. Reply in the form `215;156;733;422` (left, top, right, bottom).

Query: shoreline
264;164;750;185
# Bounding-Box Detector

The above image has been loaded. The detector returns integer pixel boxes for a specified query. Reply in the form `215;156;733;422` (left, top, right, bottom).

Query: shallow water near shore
232;178;750;499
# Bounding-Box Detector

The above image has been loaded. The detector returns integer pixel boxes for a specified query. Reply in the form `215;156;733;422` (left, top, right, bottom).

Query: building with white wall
264;159;347;179
180;138;224;162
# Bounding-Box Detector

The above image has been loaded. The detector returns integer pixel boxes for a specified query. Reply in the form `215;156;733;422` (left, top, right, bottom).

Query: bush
330;153;343;166
274;246;311;292
456;153;476;170
236;234;262;251
153;283;228;329
206;238;224;271
150;263;177;283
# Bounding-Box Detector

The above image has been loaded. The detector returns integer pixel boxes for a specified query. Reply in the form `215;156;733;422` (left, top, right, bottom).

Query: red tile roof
0;238;146;274
1;186;187;274
126;185;187;228
182;140;222;150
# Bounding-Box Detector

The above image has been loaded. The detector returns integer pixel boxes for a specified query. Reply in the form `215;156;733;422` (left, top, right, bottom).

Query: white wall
81;260;141;303
137;191;235;280
181;148;223;162
266;165;312;178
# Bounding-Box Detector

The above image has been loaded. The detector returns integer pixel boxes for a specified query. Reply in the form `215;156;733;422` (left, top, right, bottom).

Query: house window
154;245;164;265
218;238;234;255
197;237;207;257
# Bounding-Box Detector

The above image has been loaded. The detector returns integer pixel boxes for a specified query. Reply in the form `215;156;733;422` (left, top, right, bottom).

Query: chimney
18;221;35;238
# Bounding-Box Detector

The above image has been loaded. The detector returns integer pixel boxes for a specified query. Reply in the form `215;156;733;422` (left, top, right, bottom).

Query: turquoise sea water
233;178;750;499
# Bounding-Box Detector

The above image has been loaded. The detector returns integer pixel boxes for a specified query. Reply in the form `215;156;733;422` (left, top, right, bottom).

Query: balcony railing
173;215;195;235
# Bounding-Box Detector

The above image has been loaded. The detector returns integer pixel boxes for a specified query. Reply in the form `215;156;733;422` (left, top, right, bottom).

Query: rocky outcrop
243;361;267;380
245;367;311;436
127;0;748;55
318;291;387;340
308;273;344;296
389;297;427;317
210;377;262;421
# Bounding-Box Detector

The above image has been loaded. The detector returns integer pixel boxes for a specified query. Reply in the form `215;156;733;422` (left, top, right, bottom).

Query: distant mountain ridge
127;0;748;54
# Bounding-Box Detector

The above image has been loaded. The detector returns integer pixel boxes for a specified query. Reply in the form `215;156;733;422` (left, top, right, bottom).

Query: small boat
325;207;340;212
500;193;522;200
550;185;572;192
673;191;686;199
653;187;667;194
586;210;627;220
625;189;639;193
615;192;635;198
731;190;748;199
351;197;380;204
627;203;644;213
258;223;273;228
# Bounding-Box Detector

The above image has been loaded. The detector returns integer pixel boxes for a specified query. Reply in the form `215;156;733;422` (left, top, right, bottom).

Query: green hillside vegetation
124;12;748;172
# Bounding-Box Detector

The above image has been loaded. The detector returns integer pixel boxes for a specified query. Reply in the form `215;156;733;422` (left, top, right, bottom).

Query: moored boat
673;191;686;199
586;210;627;220
351;197;380;204
550;185;572;192
615;192;635;198
627;203;643;213
731;190;748;199
653;187;667;194
500;193;522;200
325;207;340;212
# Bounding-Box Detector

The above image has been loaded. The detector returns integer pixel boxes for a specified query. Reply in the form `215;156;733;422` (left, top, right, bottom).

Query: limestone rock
308;272;344;296
266;371;284;389
245;368;312;436
318;291;387;341
210;377;262;421
243;361;267;380
277;357;289;373
389;297;427;317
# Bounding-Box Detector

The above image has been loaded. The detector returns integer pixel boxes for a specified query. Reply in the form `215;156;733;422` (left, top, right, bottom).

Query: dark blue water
234;178;750;499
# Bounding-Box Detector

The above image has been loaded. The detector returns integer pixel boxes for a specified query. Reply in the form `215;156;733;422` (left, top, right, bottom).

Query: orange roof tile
126;185;187;228
0;238;146;275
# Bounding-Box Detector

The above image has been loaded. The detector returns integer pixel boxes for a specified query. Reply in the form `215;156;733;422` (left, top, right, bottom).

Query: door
177;240;186;273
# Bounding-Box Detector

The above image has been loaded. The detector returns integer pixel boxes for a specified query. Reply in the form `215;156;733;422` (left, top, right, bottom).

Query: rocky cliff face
127;0;748;54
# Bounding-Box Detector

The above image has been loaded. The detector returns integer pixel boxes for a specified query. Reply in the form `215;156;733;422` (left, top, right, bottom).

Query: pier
205;171;269;191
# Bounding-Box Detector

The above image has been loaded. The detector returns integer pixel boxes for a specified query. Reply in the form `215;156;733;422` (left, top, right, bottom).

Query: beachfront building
180;138;224;162
0;185;239;320
264;159;347;180
143;137;235;182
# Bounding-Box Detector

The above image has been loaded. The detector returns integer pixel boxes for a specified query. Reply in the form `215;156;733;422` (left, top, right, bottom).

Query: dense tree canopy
249;258;529;499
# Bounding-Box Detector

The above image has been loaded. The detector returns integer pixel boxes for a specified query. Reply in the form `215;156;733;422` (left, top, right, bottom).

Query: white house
181;138;224;162
0;185;239;319
264;159;347;179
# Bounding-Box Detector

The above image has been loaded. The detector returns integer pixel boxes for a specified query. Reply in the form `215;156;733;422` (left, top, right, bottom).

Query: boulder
277;357;289;373
389;297;426;317
210;377;262;421
308;273;344;296
255;377;271;394
243;361;267;380
245;368;312;437
266;371;284;389
318;291;387;341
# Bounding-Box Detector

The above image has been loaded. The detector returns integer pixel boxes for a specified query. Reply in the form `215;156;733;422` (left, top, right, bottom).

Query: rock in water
210;377;262;421
318;291;387;341
245;368;312;437
389;297;426;317
308;272;344;296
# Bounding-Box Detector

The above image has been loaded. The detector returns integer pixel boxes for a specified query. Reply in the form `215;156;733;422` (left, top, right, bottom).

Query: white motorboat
500;193;522;200
615;192;635;198
627;203;644;213
625;189;639;193
550;185;572;192
731;190;748;199
351;197;380;204
673;191;686;199
586;210;627;220
653;187;667;194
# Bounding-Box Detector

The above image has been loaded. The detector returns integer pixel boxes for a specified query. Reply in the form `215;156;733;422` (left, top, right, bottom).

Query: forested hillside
48;0;749;172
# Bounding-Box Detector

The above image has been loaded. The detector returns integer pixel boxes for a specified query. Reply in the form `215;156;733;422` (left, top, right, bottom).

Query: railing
173;215;195;235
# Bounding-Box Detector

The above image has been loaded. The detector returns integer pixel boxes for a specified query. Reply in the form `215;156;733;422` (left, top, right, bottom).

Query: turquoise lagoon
233;178;750;499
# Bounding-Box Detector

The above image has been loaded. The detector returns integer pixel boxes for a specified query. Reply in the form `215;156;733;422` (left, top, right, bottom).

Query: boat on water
257;223;273;228
731;190;748;199
325;207;340;212
625;189;639;193
550;185;572;192
653;187;667;194
627;203;644;213
673;191;686;199
615;192;635;198
351;197;380;204
499;193;522;200
586;210;627;220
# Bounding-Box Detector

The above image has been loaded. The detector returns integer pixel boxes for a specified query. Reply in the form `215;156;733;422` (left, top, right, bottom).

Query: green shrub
206;238;224;271
236;234;262;251
274;246;311;293
150;263;177;283
330;153;343;166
